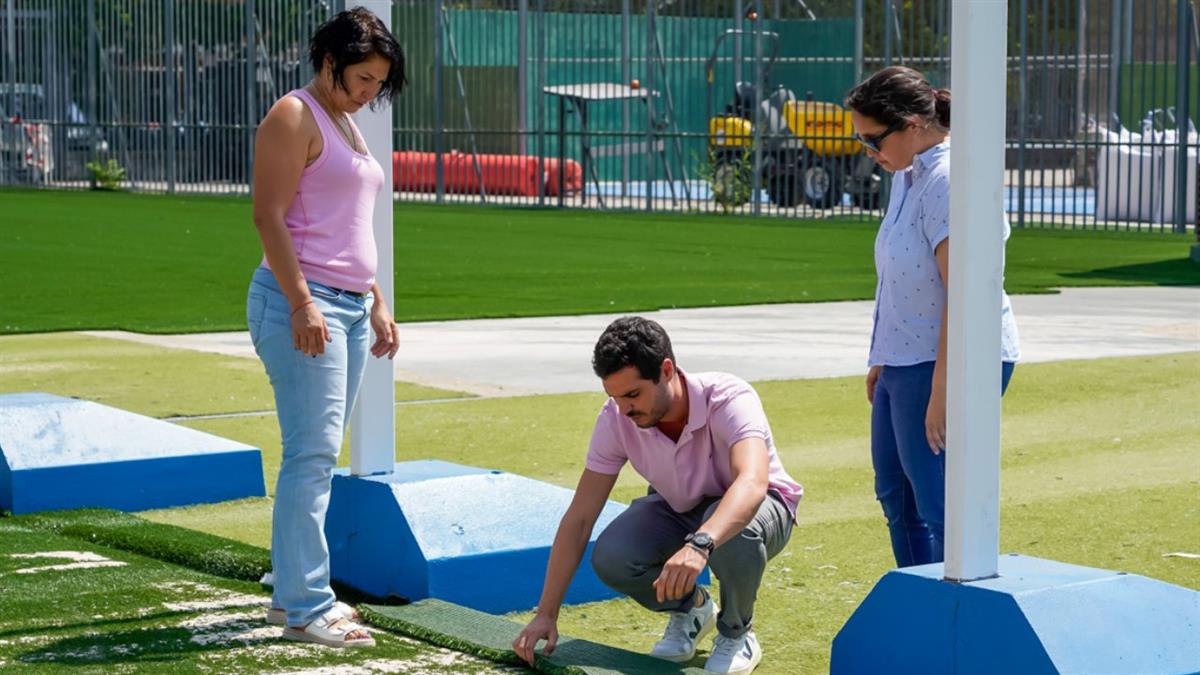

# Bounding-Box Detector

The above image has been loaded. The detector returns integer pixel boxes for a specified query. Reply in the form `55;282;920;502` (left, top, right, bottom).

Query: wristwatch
685;531;715;556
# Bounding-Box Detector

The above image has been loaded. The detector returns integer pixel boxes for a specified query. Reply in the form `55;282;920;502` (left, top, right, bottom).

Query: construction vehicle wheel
851;164;884;210
801;156;841;209
711;160;752;207
767;169;802;208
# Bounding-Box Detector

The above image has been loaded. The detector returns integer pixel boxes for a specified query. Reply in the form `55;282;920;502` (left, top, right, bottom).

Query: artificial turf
8;509;270;582
2;188;1195;334
165;351;1200;673
0;519;519;673
362;601;708;674
3;509;700;674
0;332;468;419
2;331;1190;672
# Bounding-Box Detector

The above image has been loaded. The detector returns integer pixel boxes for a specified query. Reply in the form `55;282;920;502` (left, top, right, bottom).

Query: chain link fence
1;0;1195;231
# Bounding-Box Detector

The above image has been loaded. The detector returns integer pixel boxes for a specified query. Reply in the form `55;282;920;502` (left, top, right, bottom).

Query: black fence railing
1;0;1195;231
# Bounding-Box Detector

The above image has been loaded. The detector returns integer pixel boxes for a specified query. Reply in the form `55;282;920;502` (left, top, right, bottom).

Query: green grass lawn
2;188;1195;334
2;334;1195;672
0;332;468;418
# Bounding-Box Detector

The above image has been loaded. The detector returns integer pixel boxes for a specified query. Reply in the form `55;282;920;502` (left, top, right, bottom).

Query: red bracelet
290;299;314;318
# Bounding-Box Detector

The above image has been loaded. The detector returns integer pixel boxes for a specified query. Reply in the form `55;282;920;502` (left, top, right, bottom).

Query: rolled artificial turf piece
362;600;710;675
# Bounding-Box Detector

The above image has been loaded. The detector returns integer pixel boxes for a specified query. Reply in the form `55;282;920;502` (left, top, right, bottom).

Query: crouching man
513;316;802;675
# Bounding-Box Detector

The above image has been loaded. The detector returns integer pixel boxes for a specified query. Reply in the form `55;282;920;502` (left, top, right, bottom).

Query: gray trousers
590;490;794;639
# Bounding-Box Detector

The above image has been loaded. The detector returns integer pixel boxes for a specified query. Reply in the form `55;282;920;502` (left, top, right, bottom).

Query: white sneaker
649;593;718;662
704;631;763;675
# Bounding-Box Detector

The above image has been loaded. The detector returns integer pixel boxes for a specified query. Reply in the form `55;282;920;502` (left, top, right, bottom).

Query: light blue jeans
247;266;371;627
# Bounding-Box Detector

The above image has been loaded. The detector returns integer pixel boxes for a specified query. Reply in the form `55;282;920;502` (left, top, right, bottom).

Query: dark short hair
845;65;950;131
309;7;408;106
592;317;676;382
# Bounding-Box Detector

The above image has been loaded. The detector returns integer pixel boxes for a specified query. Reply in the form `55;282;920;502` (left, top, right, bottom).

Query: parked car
0;83;109;182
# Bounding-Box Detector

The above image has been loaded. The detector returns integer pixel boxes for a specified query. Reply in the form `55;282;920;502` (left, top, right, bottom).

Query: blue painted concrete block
831;553;1200;675
0;392;265;514
326;460;710;614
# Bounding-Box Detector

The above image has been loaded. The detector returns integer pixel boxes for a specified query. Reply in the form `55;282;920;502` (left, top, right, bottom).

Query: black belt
328;286;366;299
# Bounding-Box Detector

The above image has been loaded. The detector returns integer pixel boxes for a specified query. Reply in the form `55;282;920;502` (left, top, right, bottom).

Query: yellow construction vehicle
705;30;882;210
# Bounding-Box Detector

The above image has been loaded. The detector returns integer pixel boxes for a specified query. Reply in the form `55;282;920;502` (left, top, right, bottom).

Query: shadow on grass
1060;258;1200;286
0;610;202;641
13;624;264;667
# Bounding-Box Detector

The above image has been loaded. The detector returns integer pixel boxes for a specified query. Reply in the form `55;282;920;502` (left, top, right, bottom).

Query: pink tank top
262;88;384;293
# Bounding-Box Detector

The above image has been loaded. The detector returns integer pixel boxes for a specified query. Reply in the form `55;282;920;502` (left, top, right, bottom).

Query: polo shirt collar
633;368;706;446
677;369;708;441
911;139;949;183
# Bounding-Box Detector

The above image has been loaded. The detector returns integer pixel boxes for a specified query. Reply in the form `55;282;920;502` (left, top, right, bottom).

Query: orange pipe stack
393;151;583;197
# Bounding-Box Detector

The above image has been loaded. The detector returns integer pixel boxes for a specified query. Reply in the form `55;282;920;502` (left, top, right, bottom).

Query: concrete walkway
84;286;1199;397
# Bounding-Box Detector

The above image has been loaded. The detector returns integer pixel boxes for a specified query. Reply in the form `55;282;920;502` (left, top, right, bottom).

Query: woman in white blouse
844;66;1020;567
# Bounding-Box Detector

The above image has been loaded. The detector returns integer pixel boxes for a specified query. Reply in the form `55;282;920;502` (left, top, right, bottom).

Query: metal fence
1;0;1195;231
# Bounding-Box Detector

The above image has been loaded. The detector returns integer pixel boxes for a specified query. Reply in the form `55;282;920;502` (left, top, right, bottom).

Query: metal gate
1;0;1195;231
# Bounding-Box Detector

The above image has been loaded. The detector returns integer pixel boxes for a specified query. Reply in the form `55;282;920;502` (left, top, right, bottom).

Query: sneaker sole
652;649;699;663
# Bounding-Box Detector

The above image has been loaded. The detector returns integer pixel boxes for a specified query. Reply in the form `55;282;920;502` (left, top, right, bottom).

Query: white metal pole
349;0;396;476
943;0;1008;582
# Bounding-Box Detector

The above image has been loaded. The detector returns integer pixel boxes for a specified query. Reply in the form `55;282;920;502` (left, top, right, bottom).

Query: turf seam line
162;395;482;422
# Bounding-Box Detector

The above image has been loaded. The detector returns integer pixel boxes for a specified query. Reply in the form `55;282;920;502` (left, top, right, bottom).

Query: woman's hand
369;298;400;360
866;365;882;404
925;372;947;454
291;301;330;356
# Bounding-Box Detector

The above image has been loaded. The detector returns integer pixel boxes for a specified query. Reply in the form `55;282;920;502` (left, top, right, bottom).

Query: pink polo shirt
586;370;803;518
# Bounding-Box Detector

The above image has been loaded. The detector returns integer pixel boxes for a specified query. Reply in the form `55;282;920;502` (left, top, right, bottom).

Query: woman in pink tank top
246;8;406;649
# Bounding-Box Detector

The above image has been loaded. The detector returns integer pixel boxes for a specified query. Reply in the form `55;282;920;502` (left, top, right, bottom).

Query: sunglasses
854;120;906;153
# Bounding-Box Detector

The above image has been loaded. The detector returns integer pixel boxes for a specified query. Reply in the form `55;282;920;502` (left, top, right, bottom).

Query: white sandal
281;608;375;648
266;600;359;627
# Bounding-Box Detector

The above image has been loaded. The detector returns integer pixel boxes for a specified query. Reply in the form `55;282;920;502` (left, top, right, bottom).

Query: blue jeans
870;360;1015;567
246;266;371;627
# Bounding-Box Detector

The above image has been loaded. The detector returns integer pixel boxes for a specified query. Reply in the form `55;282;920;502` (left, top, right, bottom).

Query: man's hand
652;545;708;603
512;613;558;666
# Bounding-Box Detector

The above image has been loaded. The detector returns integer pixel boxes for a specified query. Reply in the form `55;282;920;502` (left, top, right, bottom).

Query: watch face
692;533;713;548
